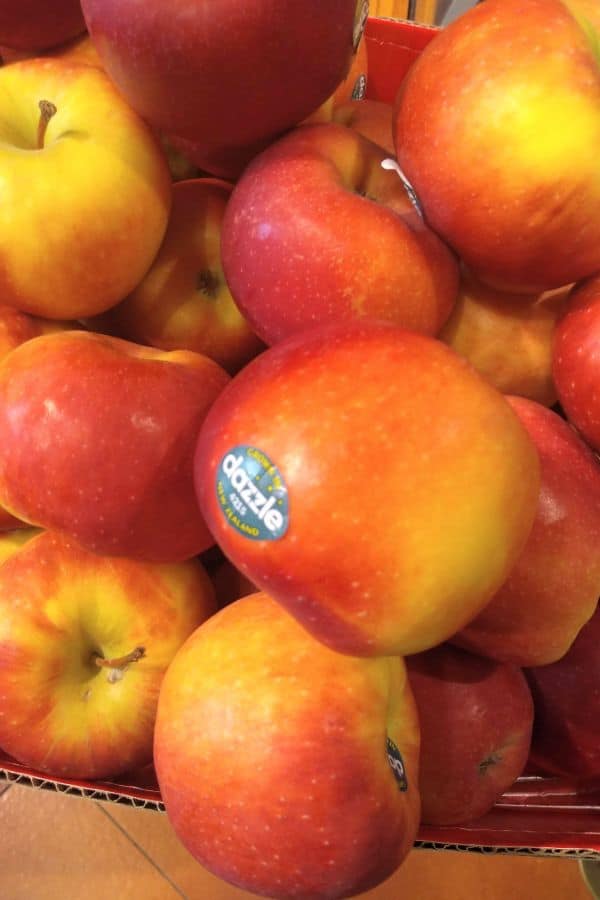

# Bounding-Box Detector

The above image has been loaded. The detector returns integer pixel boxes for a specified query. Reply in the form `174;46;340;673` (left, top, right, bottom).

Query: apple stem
37;99;57;150
95;646;146;670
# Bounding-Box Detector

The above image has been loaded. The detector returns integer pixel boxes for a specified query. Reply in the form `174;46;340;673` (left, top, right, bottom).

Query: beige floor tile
105;801;593;900
0;783;183;899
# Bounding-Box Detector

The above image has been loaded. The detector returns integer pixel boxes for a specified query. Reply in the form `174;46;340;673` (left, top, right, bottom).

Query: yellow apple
0;58;171;319
0;530;217;779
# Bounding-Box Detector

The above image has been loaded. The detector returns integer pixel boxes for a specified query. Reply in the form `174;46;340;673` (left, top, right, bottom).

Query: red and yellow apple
98;179;265;375
1;32;102;67
194;322;540;657
0;0;85;51
81;0;362;174
406;643;533;825
155;591;420;899
393;0;600;293
332;98;395;155
221;123;460;345
453;396;600;667
303;31;369;125
440;271;571;407
0;330;230;562
553;275;600;452
0;58;172;320
0;530;217;780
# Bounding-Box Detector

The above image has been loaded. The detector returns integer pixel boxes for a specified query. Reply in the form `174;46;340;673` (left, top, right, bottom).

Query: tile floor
0;781;595;899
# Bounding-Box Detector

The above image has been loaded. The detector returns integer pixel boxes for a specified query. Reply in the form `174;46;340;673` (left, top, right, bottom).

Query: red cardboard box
1;15;599;862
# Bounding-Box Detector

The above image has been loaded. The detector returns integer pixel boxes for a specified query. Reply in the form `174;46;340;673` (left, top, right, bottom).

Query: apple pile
0;0;598;897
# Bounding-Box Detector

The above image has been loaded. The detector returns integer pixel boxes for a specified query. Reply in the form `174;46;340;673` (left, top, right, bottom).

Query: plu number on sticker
216;445;289;541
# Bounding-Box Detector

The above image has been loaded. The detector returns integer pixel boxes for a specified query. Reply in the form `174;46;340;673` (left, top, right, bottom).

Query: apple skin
553;275;600;453
194;322;540;658
393;0;600;293
1;33;102;66
525;603;600;778
0;331;230;563
440;271;571;407
0;530;217;780
406;644;533;825
154;591;421;900
332;98;395;156
453;396;600;667
81;0;361;166
0;58;172;320
221;122;460;346
97;179;265;375
0;0;85;51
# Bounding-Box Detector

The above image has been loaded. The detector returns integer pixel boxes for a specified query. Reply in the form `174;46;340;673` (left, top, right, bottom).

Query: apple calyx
94;646;146;682
37;100;57;150
197;269;221;299
478;751;502;775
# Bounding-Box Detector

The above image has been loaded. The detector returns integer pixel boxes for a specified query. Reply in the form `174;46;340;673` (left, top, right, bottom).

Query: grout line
96;802;189;900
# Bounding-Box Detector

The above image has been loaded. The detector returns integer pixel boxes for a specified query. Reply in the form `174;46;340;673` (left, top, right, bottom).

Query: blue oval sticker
215;445;289;541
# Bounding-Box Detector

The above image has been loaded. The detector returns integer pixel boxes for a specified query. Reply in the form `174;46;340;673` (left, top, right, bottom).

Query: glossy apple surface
406;643;533;825
0;331;230;562
100;179;264;374
454;396;600;666
0;530;216;780
155;591;420;899
526;603;600;778
553;275;600;452
393;0;600;292
221;123;460;345
81;0;361;168
194;322;540;657
0;0;85;51
440;272;570;407
0;58;171;319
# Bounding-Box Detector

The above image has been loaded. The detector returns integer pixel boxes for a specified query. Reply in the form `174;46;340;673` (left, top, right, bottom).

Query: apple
81;0;364;173
439;270;571;407
221;122;460;346
96;179;265;375
0;530;217;780
453;396;600;667
553;274;600;452
526;603;600;778
0;0;85;51
406;643;534;825
1;32;102;67
210;557;258;609
154;591;421;900
0;58;172;320
303;31;369;125
332;98;395;155
194;322;540;658
0;330;230;563
392;0;600;293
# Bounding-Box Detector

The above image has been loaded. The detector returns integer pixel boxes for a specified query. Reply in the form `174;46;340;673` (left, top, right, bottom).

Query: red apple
155;591;421;899
440;271;570;408
553;274;600;452
194;322;540;658
0;530;217;780
393;0;600;293
96;179;265;375
526;603;600;778
80;0;364;171
453;396;600;667
406;643;534;825
0;0;85;51
0;331;230;562
221;122;460;346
